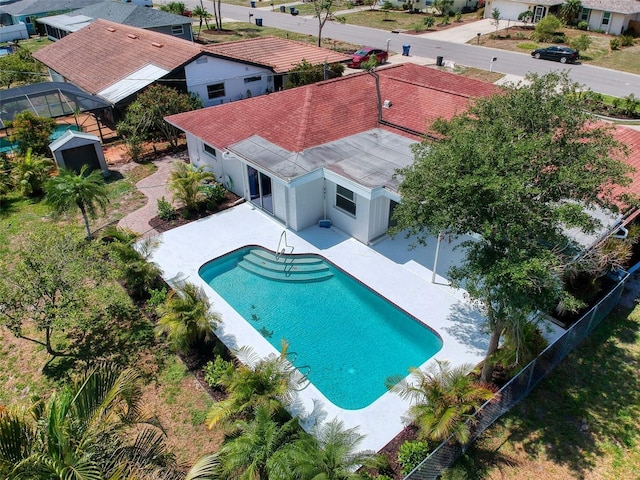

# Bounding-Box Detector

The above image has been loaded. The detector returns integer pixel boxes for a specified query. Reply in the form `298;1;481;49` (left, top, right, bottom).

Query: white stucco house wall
165;64;503;245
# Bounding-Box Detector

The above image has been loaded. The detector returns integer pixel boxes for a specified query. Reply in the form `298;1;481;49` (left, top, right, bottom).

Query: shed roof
202;37;352;73
49;129;100;151
37;14;93;32
32;19;201;96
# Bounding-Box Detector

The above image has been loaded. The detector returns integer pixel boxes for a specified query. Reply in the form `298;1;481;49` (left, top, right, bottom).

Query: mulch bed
148;191;243;234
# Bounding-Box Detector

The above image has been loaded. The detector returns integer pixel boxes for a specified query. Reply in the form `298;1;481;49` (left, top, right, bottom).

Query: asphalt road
185;1;640;97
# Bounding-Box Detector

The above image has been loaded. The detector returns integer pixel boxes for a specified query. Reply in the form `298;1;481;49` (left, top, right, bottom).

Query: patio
149;202;565;452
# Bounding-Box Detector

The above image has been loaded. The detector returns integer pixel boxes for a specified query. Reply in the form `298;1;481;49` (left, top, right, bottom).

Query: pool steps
238;248;333;282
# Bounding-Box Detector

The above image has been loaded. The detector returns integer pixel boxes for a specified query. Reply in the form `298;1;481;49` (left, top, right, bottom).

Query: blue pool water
199;246;443;410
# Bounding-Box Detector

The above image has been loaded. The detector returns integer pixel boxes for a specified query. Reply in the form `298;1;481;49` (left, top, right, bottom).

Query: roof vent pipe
383;99;392;108
127;34;138;39
106;27;116;32
151;42;163;48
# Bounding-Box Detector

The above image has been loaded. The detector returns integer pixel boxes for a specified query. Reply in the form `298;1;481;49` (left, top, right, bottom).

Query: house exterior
165;64;503;245
187;37;352;107
32;19;203;116
32;24;351;118
485;0;640;35
0;0;102;36
37;1;193;41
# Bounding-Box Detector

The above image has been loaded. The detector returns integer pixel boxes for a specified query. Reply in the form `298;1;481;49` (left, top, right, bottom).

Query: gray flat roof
230;128;415;193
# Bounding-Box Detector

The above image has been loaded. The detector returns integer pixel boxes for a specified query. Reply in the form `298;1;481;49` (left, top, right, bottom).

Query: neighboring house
32;23;351;116
37;1;193;41
32;19;202;117
165;64;503;244
485;0;640;35
0;0;103;36
189;37;352;106
385;0;478;13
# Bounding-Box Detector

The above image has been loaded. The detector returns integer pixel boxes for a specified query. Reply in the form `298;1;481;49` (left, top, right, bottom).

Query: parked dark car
531;46;579;64
348;47;389;68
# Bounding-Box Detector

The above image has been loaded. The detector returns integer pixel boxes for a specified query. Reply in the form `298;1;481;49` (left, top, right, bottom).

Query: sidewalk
117;154;183;237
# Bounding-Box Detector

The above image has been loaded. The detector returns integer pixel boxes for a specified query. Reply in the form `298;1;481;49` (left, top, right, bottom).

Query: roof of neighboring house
37;14;94;32
581;0;640;14
202;37;352;74
166;64;502;191
0;0;102;16
612;125;640;206
33;19;201;100
70;1;193;28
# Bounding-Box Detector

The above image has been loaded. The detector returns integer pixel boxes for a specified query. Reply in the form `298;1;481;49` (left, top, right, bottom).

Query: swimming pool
199;246;443;410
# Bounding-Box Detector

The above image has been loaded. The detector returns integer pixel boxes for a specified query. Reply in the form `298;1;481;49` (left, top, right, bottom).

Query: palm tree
206;340;306;431
158;1;186;15
46;164;109;240
215;405;302;479
560;0;582;24
285;418;377;480
168;160;216;213
192;1;212;39
0;365;178;479
155;281;220;353
12;148;54;197
386;360;496;445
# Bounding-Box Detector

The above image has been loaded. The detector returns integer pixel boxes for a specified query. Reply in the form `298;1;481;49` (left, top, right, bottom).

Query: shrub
204;356;234;388
578;20;589;30
381;1;393;9
202;182;226;210
620;35;635;47
477;7;484;18
147;286;168;308
610;38;620;50
442;14;450;25
398;441;432;476
157;196;177;220
424;16;436;29
570;33;592;52
534;14;562;42
551;33;567;43
455;11;462;22
624;94;639;116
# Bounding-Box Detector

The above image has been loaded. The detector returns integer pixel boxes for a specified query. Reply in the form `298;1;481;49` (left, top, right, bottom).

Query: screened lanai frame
0;82;112;134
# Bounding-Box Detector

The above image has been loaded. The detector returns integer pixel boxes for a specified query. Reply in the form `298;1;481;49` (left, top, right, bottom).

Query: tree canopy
117;84;202;149
392;72;633;381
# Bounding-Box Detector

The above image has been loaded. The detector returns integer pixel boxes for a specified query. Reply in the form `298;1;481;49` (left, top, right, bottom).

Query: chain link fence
404;271;630;480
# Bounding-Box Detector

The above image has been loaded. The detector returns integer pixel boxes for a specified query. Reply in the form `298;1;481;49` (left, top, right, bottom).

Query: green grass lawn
444;301;640;479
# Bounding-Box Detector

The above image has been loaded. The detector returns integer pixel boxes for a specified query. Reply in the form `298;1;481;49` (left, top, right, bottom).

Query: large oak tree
393;72;633;382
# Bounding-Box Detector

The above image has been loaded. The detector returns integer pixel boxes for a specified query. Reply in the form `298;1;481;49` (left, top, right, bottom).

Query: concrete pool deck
150;202;565;452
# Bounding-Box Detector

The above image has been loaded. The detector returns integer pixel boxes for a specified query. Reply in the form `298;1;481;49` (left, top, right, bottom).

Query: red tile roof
611;125;640;213
202;36;352;73
33;19;202;94
166;63;502;152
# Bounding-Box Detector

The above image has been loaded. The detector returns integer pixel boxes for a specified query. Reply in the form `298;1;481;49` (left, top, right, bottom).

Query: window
207;83;225;99
25;17;31;24
203;144;216;157
244;75;261;84
602;11;611;25
336;185;356;216
171;25;184;35
579;8;590;22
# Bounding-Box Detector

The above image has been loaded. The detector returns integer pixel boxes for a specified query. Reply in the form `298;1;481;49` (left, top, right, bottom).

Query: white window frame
207;83;225;99
336;185;356;216
171;25;184;36
203;143;216;158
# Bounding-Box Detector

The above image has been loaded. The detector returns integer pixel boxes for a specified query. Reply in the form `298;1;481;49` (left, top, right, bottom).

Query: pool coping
149;202;566;452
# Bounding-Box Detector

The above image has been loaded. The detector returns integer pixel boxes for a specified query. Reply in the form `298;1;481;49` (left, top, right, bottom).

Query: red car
348;47;388;68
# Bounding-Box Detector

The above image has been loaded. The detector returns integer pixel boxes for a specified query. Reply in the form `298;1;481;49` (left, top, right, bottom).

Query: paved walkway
117;154;182;237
